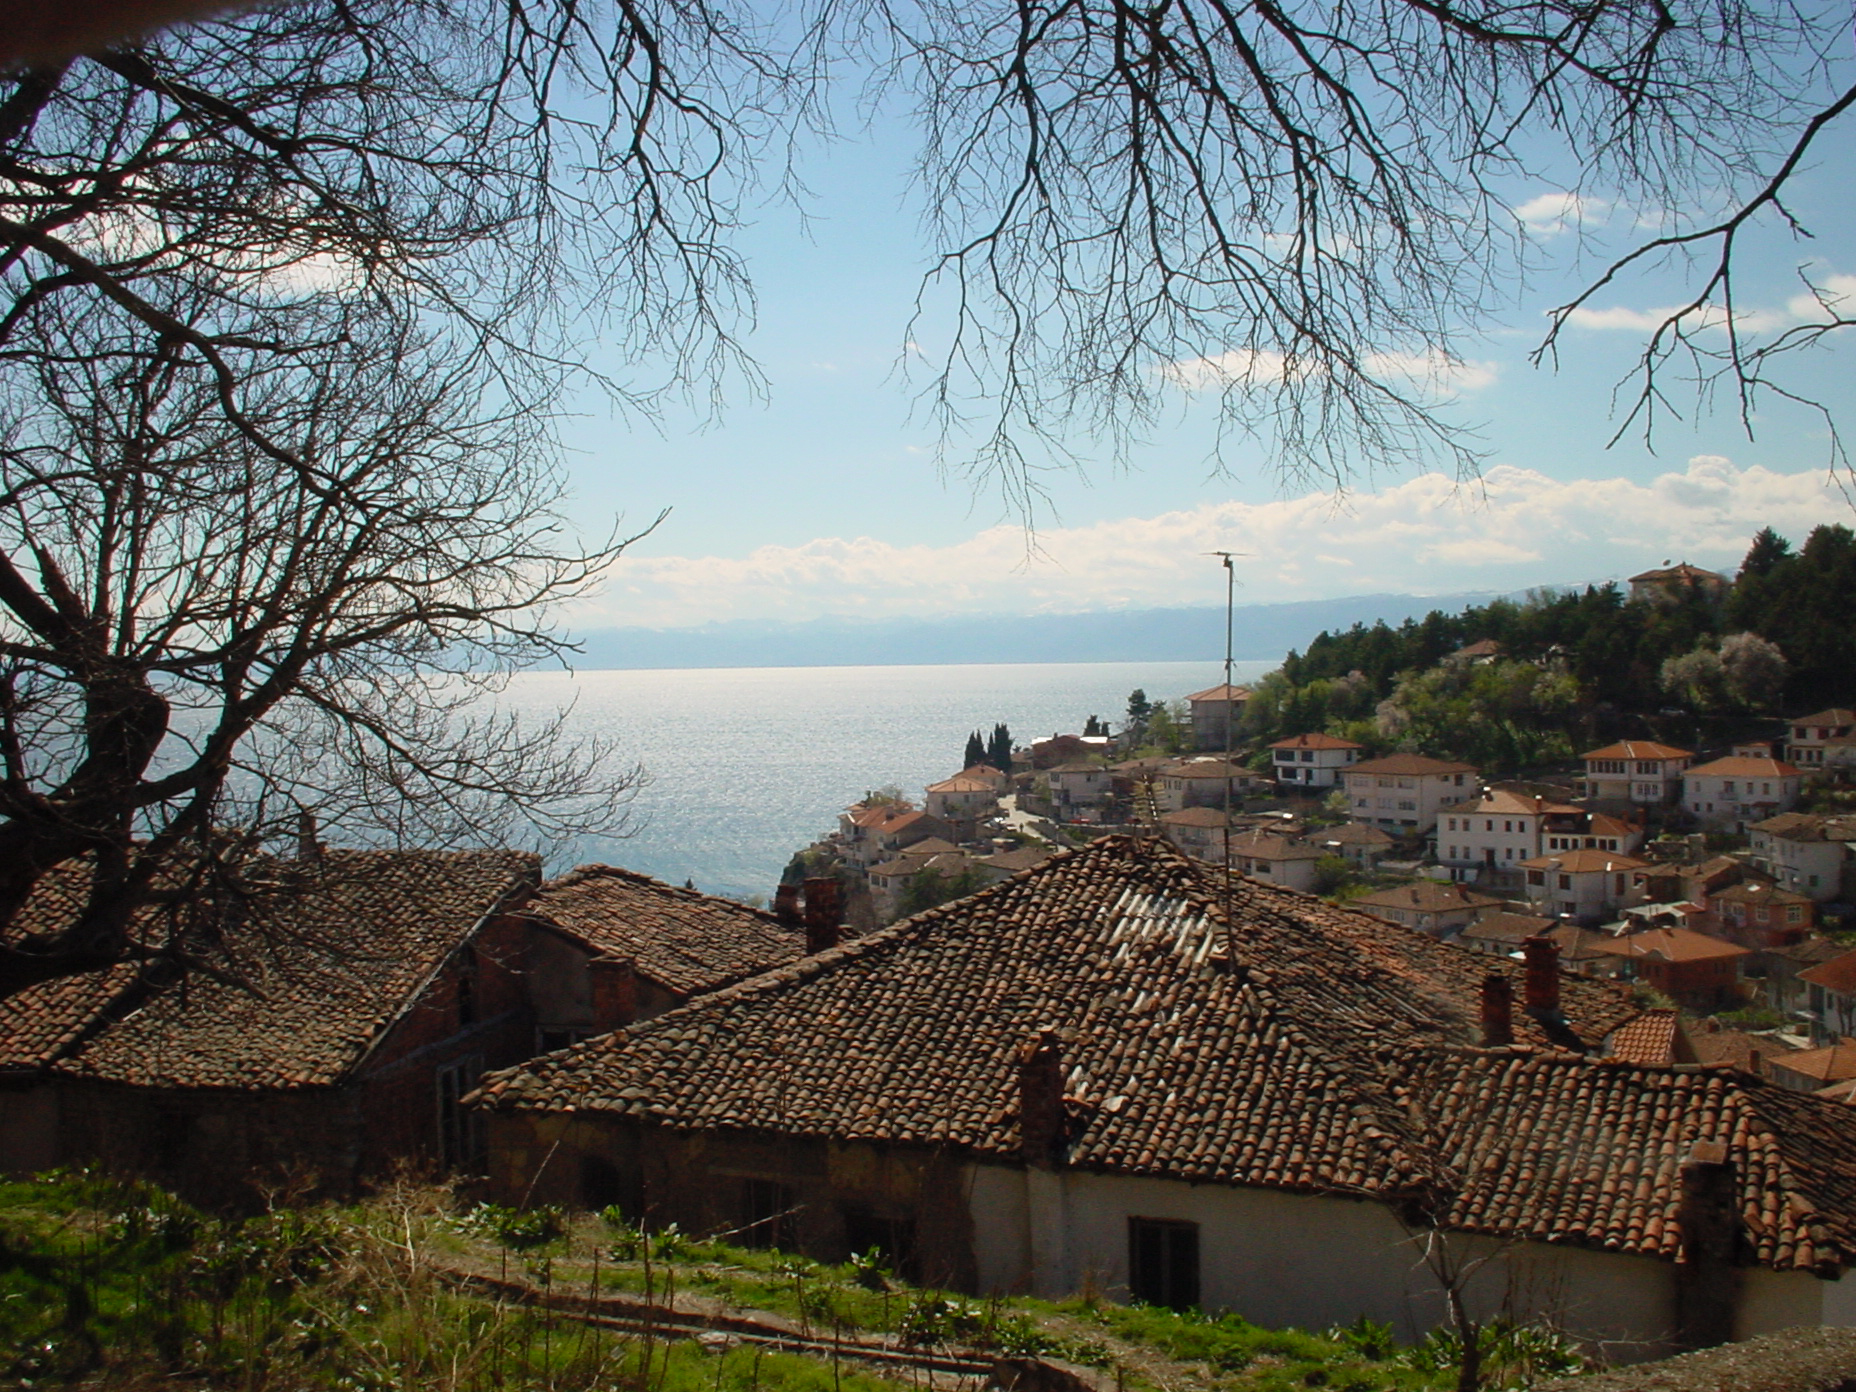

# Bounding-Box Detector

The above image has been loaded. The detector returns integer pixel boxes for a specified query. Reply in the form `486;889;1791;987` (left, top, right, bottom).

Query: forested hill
1241;525;1856;776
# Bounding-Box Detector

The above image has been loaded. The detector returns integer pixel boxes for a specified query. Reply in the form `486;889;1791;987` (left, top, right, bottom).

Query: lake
510;659;1277;899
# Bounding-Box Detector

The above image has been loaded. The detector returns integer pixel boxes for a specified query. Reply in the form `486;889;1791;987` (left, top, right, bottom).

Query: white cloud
575;455;1847;628
1562;270;1856;337
1169;346;1497;395
1513;191;1606;235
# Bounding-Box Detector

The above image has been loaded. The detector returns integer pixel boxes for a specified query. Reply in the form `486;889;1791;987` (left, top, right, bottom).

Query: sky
550;65;1856;633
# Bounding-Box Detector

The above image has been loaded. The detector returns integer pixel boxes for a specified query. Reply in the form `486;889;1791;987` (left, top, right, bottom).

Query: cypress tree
988;722;1013;771
964;730;985;769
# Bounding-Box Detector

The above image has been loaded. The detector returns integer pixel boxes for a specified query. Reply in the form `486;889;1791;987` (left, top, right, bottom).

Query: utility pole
1205;551;1246;959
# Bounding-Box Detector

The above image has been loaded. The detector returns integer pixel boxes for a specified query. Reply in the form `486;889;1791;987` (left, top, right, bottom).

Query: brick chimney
1522;935;1561;1017
588;955;638;1032
1480;973;1514;1047
773;882;802;927
1018;1030;1065;1167
802;877;842;954
296;810;321;861
1674;1141;1741;1350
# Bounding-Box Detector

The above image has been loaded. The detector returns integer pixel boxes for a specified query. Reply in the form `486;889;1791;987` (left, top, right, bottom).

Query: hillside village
10;540;1856;1386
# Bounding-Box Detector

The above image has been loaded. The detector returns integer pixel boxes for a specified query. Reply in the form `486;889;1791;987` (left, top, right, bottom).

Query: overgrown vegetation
1;1174;1589;1392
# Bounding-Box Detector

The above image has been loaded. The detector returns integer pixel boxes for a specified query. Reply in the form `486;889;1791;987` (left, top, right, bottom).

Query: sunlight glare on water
504;660;1274;899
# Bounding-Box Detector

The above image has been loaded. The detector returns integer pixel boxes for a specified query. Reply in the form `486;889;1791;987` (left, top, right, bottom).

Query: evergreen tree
1739;526;1794;580
988;723;1014;771
964;730;985;769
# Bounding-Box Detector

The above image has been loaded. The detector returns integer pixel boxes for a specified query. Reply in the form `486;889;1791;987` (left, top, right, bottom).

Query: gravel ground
1533;1328;1856;1392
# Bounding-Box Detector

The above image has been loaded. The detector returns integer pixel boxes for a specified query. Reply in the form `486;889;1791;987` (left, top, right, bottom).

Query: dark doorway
1128;1217;1200;1310
739;1178;798;1249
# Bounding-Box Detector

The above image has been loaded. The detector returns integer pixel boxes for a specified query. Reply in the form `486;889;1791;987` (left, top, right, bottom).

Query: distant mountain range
566;590;1506;670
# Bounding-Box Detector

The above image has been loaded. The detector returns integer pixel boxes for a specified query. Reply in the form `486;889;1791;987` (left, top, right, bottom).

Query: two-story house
924;772;1003;838
1696;879;1814;951
1224;831;1325;892
1748;813;1855;903
1615;927;1752;1011
1184;683;1250;750
1342;754;1477;834
1267;732;1364;788
1044;762;1112;818
1157;759;1256;813
1580;741;1692;805
1517;849;1649;924
1626;562;1728;605
1437;790;1582;883
1794;951;1856;1041
1787;709;1856;769
1682;755;1804;832
1350;880;1501;936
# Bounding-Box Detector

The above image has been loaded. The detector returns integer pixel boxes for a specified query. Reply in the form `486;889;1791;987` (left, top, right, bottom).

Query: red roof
1618;927;1753;964
1798;951;1856;995
1269;732;1364;751
1518;849;1650;874
1686;755;1804;779
1347;753;1477;776
1185;684;1251;703
477;838;1856;1274
1581;741;1692;762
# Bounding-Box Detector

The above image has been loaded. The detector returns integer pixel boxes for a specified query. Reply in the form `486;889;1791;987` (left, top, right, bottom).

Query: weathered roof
1518;849;1650;874
476;838;1856;1273
525;865;802;997
1311;823;1396;848
1617;927;1754;964
1458;911;1557;946
14;849;538;1090
1582;741;1692;762
1772;1042;1856;1085
1185;684;1251;703
1686;755;1804;779
1752;812;1856;842
1164;760;1253;780
1227;832;1324;862
1159;806;1232;828
1348;753;1478;777
1792;709;1856;729
1444;790;1581;817
1798;951;1856;995
1628;563;1724;584
1607;1010;1682;1066
976;847;1054;873
1351;881;1503;914
1268;732;1364;751
1712;879;1813;909
926;774;1001;795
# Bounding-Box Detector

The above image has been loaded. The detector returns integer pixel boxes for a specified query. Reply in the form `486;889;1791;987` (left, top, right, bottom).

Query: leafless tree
0;302;646;996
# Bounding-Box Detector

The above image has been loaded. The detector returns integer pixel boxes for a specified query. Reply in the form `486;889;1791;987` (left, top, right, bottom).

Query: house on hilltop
1789;710;1856;770
1266;732;1363;788
1627;562;1728;606
1749;813;1856;904
1683;755;1805;832
1581;741;1693;806
1;848;540;1204
467;837;1856;1361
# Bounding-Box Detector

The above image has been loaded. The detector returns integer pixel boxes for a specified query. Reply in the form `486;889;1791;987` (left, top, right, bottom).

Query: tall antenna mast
1204;551;1246;961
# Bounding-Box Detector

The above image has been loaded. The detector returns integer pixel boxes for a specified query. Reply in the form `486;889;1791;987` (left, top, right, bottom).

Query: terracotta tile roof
1686;755;1804;779
926;774;1000;794
1517;849;1649;874
1607;1009;1680;1065
1688;1024;1795;1076
1586;814;1640;839
1311;823;1395;847
1227;832;1324;862
1159;807;1231;827
1185;684;1250;703
0;864;150;1071
33;849;538;1090
1459;911;1557;946
1351;881;1503;914
1776;937;1849;968
1712;880;1813;909
1164;760;1252;780
976;847;1053;872
525;865;802;997
1452;638;1502;658
1617;927;1753;964
1545;924;1630;965
1444;790;1580;817
1046;762;1107;775
1771;1042;1856;1085
1793;709;1856;729
1268;732;1364;751
867;856;932;881
1581;741;1692;762
1754;813;1856;842
1347;753;1477;777
1798;951;1856;995
477;838;1856;1272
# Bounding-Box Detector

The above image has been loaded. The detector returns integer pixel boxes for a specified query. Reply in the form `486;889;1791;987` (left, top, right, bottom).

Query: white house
1518;849;1650;924
1350;880;1502;936
1267;732;1364;788
1626;562;1728;605
1184;683;1250;751
479;836;1856;1362
1788;710;1856;769
1043;763;1111;817
1342;753;1477;834
1225;831;1325;892
1437;789;1580;881
1682;755;1804;832
1157;758;1255;813
1748;813;1855;904
1158;806;1231;861
1580;741;1693;805
924;772;1002;827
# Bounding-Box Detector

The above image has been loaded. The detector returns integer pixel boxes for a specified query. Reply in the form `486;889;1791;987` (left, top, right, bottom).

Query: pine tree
1738;527;1793;581
964;730;985;769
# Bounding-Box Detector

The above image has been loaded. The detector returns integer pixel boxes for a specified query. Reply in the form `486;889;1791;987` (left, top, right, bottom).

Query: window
1397;799;1417;811
1558;874;1572;890
1300;751;1314;763
537;1026;591;1054
1128;1218;1200;1311
436;1054;485;1171
843;1208;916;1278
456;945;478;1027
739;1178;797;1250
